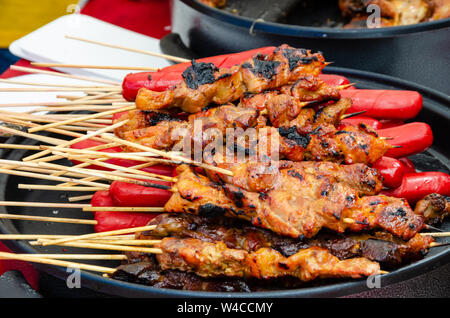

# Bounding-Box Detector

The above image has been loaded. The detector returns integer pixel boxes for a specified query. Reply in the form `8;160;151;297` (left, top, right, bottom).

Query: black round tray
0;67;449;297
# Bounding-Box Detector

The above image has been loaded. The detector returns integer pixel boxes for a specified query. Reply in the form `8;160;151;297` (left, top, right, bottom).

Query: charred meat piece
415;193;450;225
141;213;434;268
165;164;424;239
155;237;380;280
121;104;262;152
113;109;182;139
135;45;326;113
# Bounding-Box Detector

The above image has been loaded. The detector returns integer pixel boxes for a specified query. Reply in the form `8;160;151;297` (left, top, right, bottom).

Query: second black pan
170;0;450;95
0;68;449;297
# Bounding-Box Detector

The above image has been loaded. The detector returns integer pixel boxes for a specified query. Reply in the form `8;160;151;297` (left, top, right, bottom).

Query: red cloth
0;0;171;292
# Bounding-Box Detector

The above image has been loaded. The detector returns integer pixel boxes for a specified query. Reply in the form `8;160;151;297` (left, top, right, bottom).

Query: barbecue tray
0;67;449;297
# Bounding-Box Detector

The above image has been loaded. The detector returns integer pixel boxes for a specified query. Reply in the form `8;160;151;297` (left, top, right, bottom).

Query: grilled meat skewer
135;45;327;113
115;104;390;164
164;164;424;239
138;213;434;268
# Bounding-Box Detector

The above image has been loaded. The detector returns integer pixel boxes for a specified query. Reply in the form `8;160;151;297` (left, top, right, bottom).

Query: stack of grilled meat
110;45;449;291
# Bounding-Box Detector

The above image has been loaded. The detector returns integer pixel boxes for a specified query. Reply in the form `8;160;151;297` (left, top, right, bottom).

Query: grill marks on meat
155;237;380;281
165;163;424;239
135;45;326;113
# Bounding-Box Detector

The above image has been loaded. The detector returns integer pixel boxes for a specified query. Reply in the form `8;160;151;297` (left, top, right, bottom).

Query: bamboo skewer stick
0;99;126;108
0;125;66;145
101;133;234;176
0;78;121;89
0;254;128;261
83;207;165;212
0;201;89;209
41;225;156;246
0;213;97;225
420;232;450;237
34;240;162;254
28;105;135;133
65;35;189;63
33;239;162;246
0;234;134;240
0;252;116;274
9;65;120;86
69;194;94;202
47;147;175;164
23;119;128;161
31;62;159;71
0;87;121;92
18;184;107;192
72;157;175;183
0;163;110;189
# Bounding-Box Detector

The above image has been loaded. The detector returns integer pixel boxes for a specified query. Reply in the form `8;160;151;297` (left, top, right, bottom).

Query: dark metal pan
0;68;449;297
170;0;450;95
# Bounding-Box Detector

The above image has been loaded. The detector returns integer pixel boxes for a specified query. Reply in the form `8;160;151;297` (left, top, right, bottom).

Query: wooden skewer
0;213;97;225
33;238;162;246
23;118;128;162
72;157;176;183
47;146;175;164
0;78;121;89
0;254;128;260
28;105;135;133
0;144;41;151
337;83;356;90
0;161;110;189
0;99;126;108
9;65;120;86
31;62;159;72
0;125;66;145
100;133;234;176
420;232;450;237
0;251;115;273
18;184;106;192
83;207;165;212
68;194;94;202
340;111;367;120
0;234;131;240
0;87;121;92
30;105;127;113
65;35;190;63
40;225;156;246
0;201;89;209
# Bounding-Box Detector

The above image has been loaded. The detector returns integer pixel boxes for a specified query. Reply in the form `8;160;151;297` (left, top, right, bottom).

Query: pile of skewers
0;38;448;292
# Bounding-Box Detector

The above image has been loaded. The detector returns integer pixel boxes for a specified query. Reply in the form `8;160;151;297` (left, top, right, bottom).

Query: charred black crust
241;57;281;80
143;111;181;126
278;126;311;148
281;48;317;71
182;60;218;90
287;169;304;180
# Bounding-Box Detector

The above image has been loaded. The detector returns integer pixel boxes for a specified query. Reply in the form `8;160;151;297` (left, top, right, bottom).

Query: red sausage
372;156;405;188
398;157;416;173
377;122;433;158
122;47;275;101
382;172;450;203
380;119;404;129
318;74;350;87
109;180;172;207
341;89;422;120
339;116;383;130
91;191;157;232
